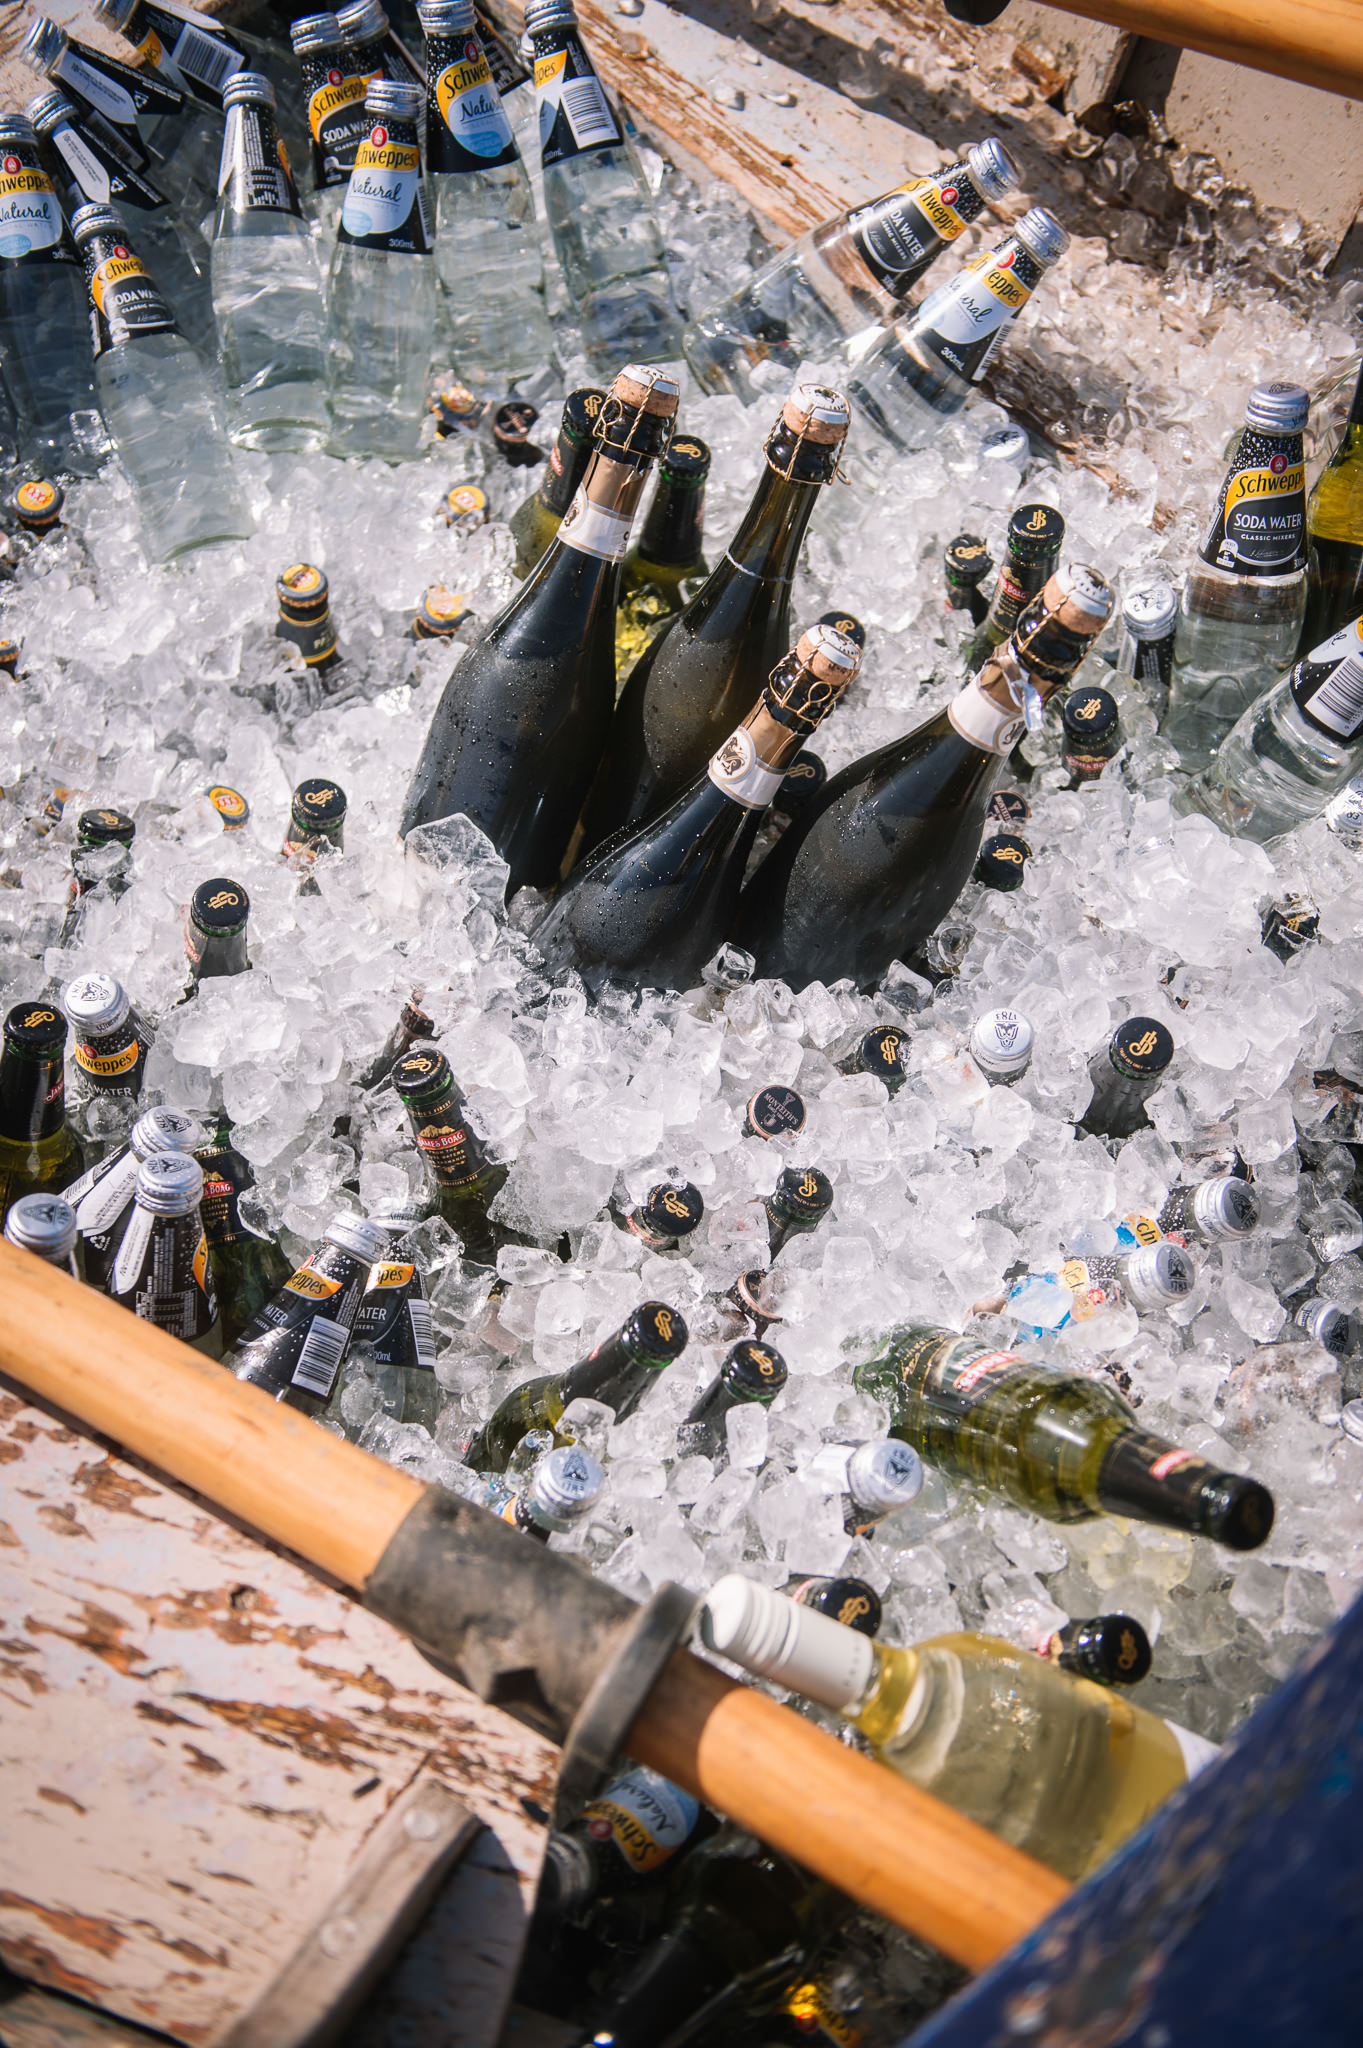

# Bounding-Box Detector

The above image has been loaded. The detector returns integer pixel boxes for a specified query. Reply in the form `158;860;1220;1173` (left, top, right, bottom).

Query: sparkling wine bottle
1076;1015;1174;1140
615;432;711;679
964;504;1064;674
0;1001;85;1219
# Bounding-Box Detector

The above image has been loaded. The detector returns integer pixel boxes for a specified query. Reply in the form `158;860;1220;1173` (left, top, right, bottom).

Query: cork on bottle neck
610;364;681;419
763;622;861;732
780;383;850;444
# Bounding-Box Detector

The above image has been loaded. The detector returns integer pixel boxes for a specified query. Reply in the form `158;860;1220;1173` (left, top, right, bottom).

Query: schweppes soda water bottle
62;972;152;1114
418;0;550;386
228;1213;390;1414
108;1151;220;1356
292;11;382;232
684;138;1019;407
1162;381;1310;768
0;114;100;476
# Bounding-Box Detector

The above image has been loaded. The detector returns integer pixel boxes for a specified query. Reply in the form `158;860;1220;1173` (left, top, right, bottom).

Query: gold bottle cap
13;477;63;528
205;784;250;828
414;585;469;637
781;383;851;443
611;363;681;417
277;562;329;615
439;482;488;528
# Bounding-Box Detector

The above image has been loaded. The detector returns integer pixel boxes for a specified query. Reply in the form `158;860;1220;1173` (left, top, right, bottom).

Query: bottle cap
1122;583;1178;640
636;1180;705;1240
719;1338;788;1404
979;422;1031;466
780;383;851;444
132;1106;202;1158
1244;381;1310;434
1297;1298;1350;1355
5;1193;77;1261
791;1575;883;1636
19;21;66;73
12;478;64;532
1015;205;1069;264
610;363;681;417
700;1575;876;1713
1199;1473;1275;1551
291;777;347;833
659;435;711;484
0;638;20;675
492;402;541;465
772;1164;834;1220
944;534;993;586
277;563;330;618
745;1085;806;1139
77;806;136;847
1262;899;1319;961
430;384;481;434
223;72;275;108
1125;1240;1196;1305
1051;562;1114;622
417;1;476;32
94;0;136;28
63;972;129;1036
414;585;470;638
189;878;250;935
815;608;866;648
439;482;489;529
1005;502;1065;565
559;386;606;442
845;1438;924;1513
325;1214;390;1263
364;77;422;120
966;137;1019;199
766;625;860;728
975;832;1030;889
291;14;343;54
775;749;826;817
206;784;251;829
848;1026;906;1085
1051;1613;1152;1686
1191;1174;1259;1240
986;789;1031;828
392;1046;453;1097
135;1151;204;1218
1062;686;1119;743
969;1006;1034;1077
70;204;120;245
1325;773;1363;847
26;89;75;135
3;1001;66;1056
524;0;579;31
1342;1398;1363;1442
339;0;390;38
625;1301;689;1363
1110;1016;1174;1079
532;1443;605;1518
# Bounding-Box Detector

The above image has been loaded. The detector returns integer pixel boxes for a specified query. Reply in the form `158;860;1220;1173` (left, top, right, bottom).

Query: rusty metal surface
0;1388;556;2048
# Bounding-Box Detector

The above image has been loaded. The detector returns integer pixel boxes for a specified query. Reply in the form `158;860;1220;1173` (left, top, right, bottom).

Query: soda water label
113;1208;215;1340
54;39;186;125
534;28;623;167
339;119;432;254
0;145;68;266
234;1239;370;1398
1291;615;1363;740
353;1259;436;1370
1199;424;1306;576
581;1767;699;1873
848;162;981;296
127;1;246;108
49;114;169;212
914;237;1044;384
219;99;302;218
303;46;379;188
427;29;517;174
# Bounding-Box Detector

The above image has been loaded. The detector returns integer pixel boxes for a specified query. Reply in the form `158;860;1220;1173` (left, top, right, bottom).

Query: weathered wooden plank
0;1387;555;2048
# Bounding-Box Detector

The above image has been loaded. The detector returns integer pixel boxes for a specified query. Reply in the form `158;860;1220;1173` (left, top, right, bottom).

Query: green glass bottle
1299;355;1363;653
59;805;136;944
392;1046;509;1266
183;876;250;987
0;1000;84;1218
610;1177;705;1252
194;1109;292;1347
275;562;342;679
677;1337;787;1460
852;1322;1273;1547
508;384;605;577
615;432;710;680
463;1299;688;1472
764;1165;833;1260
943;532;993;626
964;503;1065;673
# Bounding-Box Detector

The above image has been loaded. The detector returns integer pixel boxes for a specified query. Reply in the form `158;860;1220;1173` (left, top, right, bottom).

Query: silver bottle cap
95;0;137;31
223;72;276;109
1325;773;1363;848
338;0;390;39
291;14;344;53
519;30;535;61
702;1575;877;1714
1015;205;1069;266
1244;382;1310;434
26;89;76;135
966;138;1019;200
364;77;423;121
5;1193;77;1261
845;1439;923;1514
1342;1398;1363;1442
617;362;682;408
63;972;130;1037
1122;583;1178;640
417;0;476;31
71;204;122;245
20;20;68;74
1056;561;1115;622
1191;1174;1259;1240
0;114;39;148
131;1106;202;1159
1126;1240;1196;1306
525;0;579;30
969;1006;1034;1078
135;1152;204;1218
325;1214;390;1264
531;1444;605;1519
1298;1298;1350;1355
979;423;1030;466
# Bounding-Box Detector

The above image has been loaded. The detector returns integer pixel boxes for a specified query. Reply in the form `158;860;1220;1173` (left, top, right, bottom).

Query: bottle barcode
291;1315;347;1395
1305;654;1363;738
408;1297;435;1370
172;24;244;94
562;76;619;146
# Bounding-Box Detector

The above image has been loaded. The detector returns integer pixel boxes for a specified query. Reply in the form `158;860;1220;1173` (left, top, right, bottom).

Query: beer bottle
63;972;152;1109
841;1437;924;1535
852;1321;1272;1547
228;1213;390;1414
1077;1015;1174;1140
109;1151;219;1354
411;585;470;640
1157;1172;1260;1246
615;433;711;679
275;563;342;678
610;1178;705;1252
576;385;850;857
0;1000;84;1218
359;987;435;1091
59;807;136;943
744;1085;806;1143
508;385;605;577
964;504;1065;673
392;1046;509;1266
281;776;347;890
11;477;64;540
400;364;679;893
483;1441;605;1542
787;1574;883;1635
1061;684;1121;786
64;1103;200;1288
463;1300;688;1471
194;1109;292;1347
1294;1296;1351;1355
1115;582;1178;721
701;1577;1220;1881
974;829;1030;889
1261;893;1319;962
1038;1612;1153;1689
1299;355;1363;652
184;877;251;987
4;1191;80;1276
0;111;100;475
677;1338;787;1461
764;1165;833;1261
967;1005;1034;1086
205;783;250;831
835;1025;907;1092
943;533;993;626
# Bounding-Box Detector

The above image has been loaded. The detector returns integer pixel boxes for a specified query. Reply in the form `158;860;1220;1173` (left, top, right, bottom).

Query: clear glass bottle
108;1150;220;1355
683;139;1019;407
524;0;682;371
1115;581;1178;722
62;971;152;1113
419;0;550;387
63;1102;200;1289
1162;381;1310;769
292;11;371;233
1004;1240;1197;1337
1157;1172;1260;1246
211;73;328;452
326;76;437;460
0;114;101;476
228;1213;390;1415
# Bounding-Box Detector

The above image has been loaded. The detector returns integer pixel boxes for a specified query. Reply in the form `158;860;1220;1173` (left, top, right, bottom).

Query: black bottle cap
430;383;481;435
774;749;827;819
943;534;993;587
1061;687;1119;742
745;1085;806;1139
492;400;541;466
850;1026;907;1084
392;1046;453;1098
189;878;250;935
774;1165;834;1220
560;385;606;442
12;477;64;532
291;777;347;832
975;832;1030;890
4;1000;67;1055
276;562;330;621
719;1337;788;1402
1005;503;1066;565
1201;1473;1275;1551
637;1180;705;1239
986;789;1031;828
659;434;710;484
627;1300;689;1363
816;608;867;650
792;1575;882;1636
77;806;136;847
1052;1613;1153;1686
1262;898;1319;962
0;638;19;675
1111;1016;1174;1078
